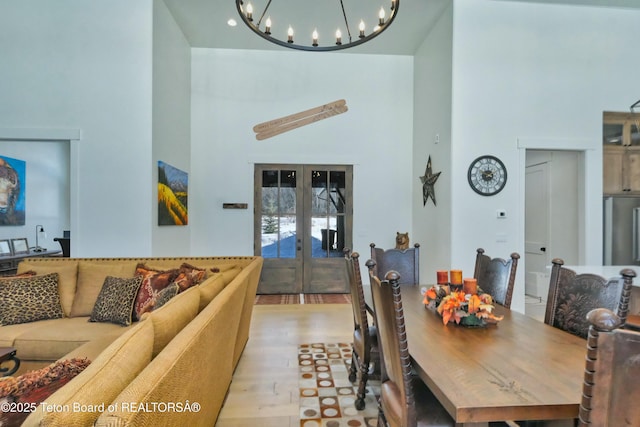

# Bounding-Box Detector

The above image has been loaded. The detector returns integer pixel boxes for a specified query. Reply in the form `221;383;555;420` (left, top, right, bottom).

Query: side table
0;347;20;377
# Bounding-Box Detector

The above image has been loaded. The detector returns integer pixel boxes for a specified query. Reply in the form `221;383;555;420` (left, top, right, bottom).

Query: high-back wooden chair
579;308;640;426
545;258;636;339
369;243;420;285
344;249;379;410
366;260;454;427
473;248;519;308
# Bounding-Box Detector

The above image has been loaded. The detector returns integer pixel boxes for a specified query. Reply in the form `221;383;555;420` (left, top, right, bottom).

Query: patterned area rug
298;343;379;427
254;294;351;305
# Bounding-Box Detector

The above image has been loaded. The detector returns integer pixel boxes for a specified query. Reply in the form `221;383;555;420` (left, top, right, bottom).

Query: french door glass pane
261;170;297;258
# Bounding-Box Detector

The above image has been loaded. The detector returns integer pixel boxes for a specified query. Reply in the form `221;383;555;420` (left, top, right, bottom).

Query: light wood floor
215;304;353;427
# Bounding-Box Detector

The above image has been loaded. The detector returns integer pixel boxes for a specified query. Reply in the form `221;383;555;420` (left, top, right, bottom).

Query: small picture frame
10;238;29;254
0;239;12;256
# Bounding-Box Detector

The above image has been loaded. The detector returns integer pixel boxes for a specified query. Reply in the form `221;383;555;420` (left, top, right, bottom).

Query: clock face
467;155;507;196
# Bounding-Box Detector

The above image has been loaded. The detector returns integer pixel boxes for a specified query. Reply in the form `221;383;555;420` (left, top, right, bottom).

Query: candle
287;26;294;43
246;2;253;21
378;7;385;25
312;29;318;46
463;278;478;295
335;29;342;45
450;270;462;285
359;20;365;38
436;270;448;284
265;17;271;35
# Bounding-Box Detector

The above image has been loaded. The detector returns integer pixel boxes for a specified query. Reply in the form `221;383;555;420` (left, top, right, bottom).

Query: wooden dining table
364;285;587;427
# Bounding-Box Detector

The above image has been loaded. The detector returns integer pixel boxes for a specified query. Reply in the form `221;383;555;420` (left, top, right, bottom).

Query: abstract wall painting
0;155;26;225
158;161;188;226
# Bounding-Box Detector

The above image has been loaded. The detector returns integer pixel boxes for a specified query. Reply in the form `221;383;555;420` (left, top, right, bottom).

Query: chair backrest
369;243;420;285
545;258;636;339
344;249;372;355
473;248;519;308
366;260;416;427
54;237;70;257
579;308;640;427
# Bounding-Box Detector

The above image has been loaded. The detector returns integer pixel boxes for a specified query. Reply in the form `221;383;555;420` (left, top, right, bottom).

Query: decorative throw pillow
90;276;143;326
153;283;180;311
172;263;206;292
0;273;63;326
0;358;91;427
132;264;179;320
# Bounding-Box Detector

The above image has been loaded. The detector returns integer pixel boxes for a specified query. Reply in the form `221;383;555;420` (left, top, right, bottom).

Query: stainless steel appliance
603;196;640;265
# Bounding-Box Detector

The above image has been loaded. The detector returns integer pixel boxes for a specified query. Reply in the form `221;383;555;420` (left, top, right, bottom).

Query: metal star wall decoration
420;156;441;206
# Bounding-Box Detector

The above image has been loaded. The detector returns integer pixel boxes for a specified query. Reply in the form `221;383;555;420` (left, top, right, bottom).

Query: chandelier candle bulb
265;17;271;34
287;26;293;43
246;2;253;21
359;20;365;38
312;29;318;46
463;278;478;295
335;29;342;45
379;7;385;25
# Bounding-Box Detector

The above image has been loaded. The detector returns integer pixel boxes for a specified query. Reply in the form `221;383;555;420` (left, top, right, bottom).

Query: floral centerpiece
422;285;503;326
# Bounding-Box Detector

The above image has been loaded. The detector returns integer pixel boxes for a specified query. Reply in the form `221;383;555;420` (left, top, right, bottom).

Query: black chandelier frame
235;0;399;52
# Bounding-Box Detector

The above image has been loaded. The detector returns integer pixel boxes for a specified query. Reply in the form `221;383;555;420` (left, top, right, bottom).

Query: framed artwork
10;237;29;254
0;239;12;256
158;161;188;226
0;155;26;225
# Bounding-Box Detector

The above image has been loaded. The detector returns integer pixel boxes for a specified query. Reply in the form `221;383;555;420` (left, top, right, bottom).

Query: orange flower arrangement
423;286;503;326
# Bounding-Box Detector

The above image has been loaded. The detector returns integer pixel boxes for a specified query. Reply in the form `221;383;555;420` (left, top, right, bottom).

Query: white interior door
525;162;550;299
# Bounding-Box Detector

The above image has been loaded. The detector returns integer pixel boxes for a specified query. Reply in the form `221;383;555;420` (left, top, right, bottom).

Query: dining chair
473;248;520;309
544;258;636;339
369;242;420;285
365;260;455;427
344;249;379;410
578;308;640;426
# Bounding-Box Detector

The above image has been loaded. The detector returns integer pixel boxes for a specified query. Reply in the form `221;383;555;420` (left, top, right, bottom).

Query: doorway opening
524;150;582;304
254;164;353;294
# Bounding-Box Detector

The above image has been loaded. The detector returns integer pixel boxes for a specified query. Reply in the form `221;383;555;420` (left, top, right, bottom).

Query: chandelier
235;0;399;52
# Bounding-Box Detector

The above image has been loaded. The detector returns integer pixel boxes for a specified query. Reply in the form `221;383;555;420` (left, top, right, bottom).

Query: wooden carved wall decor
253;99;348;140
420;156;441;206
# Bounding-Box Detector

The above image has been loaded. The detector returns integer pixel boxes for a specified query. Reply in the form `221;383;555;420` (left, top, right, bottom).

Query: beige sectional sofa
0;256;263;426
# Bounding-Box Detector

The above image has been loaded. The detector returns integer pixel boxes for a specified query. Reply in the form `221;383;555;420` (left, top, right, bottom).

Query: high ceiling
162;0;449;55
162;0;640;55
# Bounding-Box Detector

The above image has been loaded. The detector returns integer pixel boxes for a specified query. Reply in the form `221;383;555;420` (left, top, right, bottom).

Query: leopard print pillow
153;283;180;311
0;273;63;326
90;276;143;326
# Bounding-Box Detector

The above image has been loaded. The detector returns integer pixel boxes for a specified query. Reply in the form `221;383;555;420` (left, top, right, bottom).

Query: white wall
151;0;192;255
412;3;454;286
0;141;70;250
0;0;154;257
449;0;640;312
190;49;414;257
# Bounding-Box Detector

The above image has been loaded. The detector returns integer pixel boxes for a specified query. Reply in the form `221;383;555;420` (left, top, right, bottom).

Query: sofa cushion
142;286;200;357
133;264;179;321
17;260;78;317
0;273;64;326
0;358;91;427
12;317;134;361
23;320;155;427
70;262;137;317
90;276;143;326
173;263;206;292
197;274;227;312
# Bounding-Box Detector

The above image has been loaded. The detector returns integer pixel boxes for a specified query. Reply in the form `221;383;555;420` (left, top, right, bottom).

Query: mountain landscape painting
158;161;188;226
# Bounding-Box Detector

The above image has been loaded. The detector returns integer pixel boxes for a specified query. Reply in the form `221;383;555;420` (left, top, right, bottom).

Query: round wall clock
467;155;507;196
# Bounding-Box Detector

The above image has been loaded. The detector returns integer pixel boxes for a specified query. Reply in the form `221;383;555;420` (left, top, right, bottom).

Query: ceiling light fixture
235;0;399;52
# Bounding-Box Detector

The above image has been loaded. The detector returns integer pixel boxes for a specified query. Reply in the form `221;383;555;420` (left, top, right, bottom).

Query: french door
254;164;353;294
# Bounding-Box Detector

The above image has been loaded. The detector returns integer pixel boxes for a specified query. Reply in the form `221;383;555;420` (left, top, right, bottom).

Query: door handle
540;247;546;252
